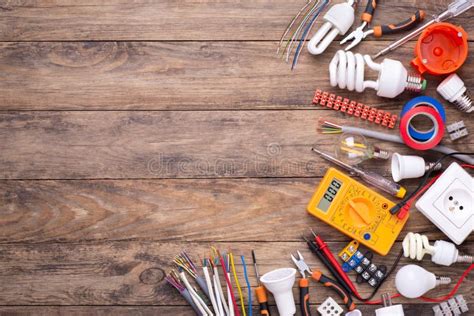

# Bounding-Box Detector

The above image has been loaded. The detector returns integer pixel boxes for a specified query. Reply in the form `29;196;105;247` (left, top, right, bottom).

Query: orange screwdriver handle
299;278;311;316
311;271;356;311
361;0;377;23
373;10;425;37
255;286;271;316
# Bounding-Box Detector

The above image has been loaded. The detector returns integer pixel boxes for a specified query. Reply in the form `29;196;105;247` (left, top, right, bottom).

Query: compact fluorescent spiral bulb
329;50;426;98
402;232;473;266
395;265;451;299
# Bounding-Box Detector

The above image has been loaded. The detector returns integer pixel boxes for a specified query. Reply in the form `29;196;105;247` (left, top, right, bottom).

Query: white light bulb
395;265;451;299
329;50;426;98
402;232;473;266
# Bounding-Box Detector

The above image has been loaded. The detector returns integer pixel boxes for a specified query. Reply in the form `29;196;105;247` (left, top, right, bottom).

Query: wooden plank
0;41;472;110
2;178;472;243
0;304;468;316
0;110;472;179
0;0;472;41
0;241;471;306
3;178;471;243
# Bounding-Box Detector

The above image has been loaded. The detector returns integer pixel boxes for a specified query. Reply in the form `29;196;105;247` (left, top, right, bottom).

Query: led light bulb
395;265;451;298
335;133;390;165
402;232;473;266
437;73;473;113
329;50;426;98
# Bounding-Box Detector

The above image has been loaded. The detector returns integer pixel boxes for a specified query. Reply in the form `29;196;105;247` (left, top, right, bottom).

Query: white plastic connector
402;232;473;266
329;50;425;98
317;297;343;316
433;295;469;316
415;162;474;245
437;73;473;113
307;1;355;55
375;293;404;316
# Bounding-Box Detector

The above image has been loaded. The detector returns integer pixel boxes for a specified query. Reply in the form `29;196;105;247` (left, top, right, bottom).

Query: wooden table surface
0;1;473;315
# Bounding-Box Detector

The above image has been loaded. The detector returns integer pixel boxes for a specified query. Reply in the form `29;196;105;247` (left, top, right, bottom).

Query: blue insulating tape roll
400;96;446;141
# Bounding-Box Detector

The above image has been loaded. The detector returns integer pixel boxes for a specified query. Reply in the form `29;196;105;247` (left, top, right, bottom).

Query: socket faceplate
416;163;473;244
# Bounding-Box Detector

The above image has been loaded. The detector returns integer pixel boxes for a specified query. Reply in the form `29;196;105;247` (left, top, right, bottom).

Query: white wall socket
416;162;473;245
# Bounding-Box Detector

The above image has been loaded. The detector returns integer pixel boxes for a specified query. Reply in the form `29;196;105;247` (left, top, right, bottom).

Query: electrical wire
358;249;404;303
291;0;329;70
366;263;474;304
241;256;252;316
277;0;314;54
212;267;225;316
175;251;211;300
211;248;230;316
284;0;322;62
421;263;474;302
225;254;235;316
203;259;220;316
317;118;474;164
166;270;202;314
230;253;246;316
179;269;212;316
219;253;240;316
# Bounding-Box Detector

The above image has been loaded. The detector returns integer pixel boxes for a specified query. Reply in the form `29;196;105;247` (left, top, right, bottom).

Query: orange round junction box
411;22;468;75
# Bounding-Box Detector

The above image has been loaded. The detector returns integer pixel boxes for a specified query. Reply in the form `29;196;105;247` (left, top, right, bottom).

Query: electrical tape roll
399;106;445;151
400;96;446;141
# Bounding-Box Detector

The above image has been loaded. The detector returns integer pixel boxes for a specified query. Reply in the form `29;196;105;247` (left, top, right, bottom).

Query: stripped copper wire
174;251;198;278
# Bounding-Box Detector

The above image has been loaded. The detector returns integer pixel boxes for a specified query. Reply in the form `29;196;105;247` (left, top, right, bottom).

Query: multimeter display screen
317;178;342;212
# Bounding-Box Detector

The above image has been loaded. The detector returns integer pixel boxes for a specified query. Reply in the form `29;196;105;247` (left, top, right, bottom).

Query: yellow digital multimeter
307;168;408;255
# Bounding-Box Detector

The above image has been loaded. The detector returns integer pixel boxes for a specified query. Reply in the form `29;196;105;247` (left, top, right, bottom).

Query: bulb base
456;254;473;264
436;276;452;286
405;74;426;93
454;93;473;113
425;162;442;172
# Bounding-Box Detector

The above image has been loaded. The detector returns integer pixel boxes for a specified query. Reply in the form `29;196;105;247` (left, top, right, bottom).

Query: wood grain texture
0;109;472;179
0;305;469;316
1;0;472;41
0;41;472;110
0;241;471;306
3;178;471;243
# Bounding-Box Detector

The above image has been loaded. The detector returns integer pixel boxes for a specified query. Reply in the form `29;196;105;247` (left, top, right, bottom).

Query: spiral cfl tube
329;50;425;98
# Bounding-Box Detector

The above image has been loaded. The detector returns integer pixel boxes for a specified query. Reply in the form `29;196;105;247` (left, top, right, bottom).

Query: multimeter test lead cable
311;147;406;198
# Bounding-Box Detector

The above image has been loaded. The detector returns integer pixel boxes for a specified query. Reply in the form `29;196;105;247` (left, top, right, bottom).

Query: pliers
340;0;425;51
291;251;355;315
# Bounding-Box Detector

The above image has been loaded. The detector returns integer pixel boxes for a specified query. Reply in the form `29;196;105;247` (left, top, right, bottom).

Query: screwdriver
373;0;473;59
311;147;406;199
252;250;271;316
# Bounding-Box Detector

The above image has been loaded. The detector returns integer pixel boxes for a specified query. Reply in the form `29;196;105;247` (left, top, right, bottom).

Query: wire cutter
291;251;355;315
340;0;425;51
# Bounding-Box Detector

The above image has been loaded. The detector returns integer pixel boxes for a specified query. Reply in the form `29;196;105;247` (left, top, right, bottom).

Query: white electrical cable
180;271;213;316
214;267;230;316
341;126;474;164
226;272;234;316
204;266;221;316
213;273;225;316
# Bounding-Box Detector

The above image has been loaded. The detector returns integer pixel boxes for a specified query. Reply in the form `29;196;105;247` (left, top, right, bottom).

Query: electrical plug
403;232;473;266
375;293;404;316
